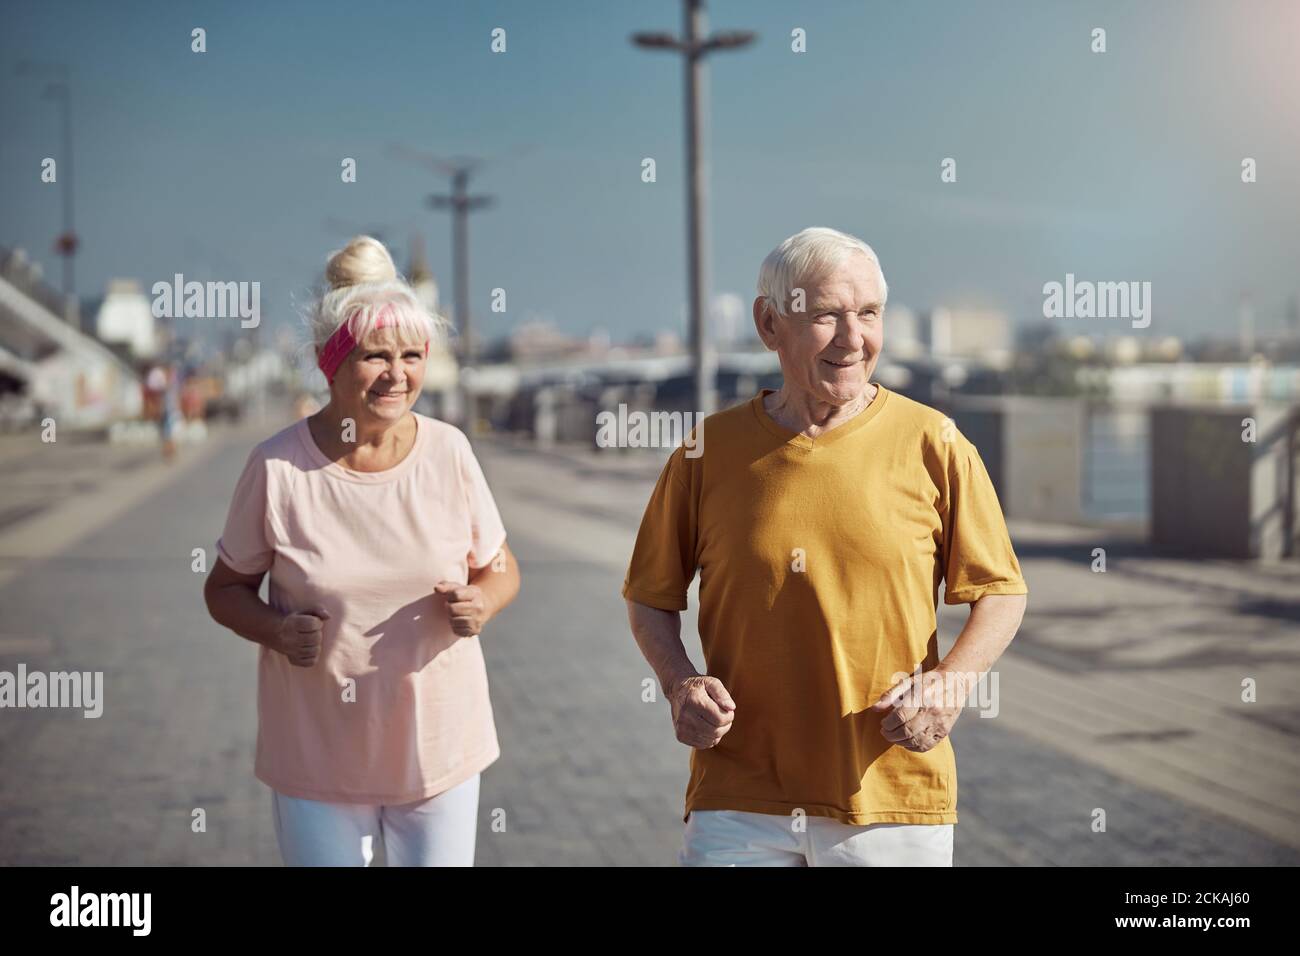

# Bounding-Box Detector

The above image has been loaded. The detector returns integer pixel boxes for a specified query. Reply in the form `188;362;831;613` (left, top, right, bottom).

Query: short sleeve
458;434;507;569
216;445;274;576
622;446;698;611
940;434;1028;605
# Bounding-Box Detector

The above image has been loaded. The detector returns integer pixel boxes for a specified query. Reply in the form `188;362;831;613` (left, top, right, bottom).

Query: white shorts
271;773;481;867
681;808;954;867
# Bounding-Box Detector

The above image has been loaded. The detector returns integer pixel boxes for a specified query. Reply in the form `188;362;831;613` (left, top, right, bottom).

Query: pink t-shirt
215;412;507;804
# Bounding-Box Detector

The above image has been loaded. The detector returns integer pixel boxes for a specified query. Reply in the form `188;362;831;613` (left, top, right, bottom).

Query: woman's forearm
469;547;520;624
206;582;285;650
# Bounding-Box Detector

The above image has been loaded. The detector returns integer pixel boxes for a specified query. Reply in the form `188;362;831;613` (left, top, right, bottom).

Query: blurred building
711;292;747;346
0;246;142;429
654;329;683;354
92;278;158;361
1100;362;1300;403
407;234;440;314
510;319;584;362
883;304;923;358
925;307;1012;365
407;236;459;421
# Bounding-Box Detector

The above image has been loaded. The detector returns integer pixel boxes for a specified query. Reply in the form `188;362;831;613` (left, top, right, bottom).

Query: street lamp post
633;1;755;418
18;61;77;304
51;77;75;300
391;144;535;433
429;169;493;434
387;146;494;433
428;169;494;370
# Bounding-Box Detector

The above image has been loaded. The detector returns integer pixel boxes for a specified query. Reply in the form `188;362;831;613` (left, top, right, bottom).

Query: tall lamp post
633;1;754;417
427;165;494;371
429;166;493;435
388;147;494;433
18;61;77;304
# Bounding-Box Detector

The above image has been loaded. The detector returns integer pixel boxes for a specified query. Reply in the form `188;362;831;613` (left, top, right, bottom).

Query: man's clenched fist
669;675;736;749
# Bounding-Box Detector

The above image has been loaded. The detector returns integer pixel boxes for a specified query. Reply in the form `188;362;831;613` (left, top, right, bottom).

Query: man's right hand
669;675;736;749
275;608;329;667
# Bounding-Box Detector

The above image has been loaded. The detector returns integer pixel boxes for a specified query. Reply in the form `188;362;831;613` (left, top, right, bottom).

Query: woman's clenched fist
435;581;489;637
275;607;330;667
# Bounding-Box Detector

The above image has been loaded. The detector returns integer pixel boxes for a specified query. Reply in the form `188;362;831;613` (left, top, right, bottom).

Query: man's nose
836;315;867;351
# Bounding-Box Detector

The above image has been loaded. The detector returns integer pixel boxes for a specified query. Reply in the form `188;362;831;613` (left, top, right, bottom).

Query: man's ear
752;297;777;349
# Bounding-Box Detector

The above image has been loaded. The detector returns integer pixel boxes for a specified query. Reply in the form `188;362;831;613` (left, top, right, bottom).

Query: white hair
756;226;888;318
302;235;448;363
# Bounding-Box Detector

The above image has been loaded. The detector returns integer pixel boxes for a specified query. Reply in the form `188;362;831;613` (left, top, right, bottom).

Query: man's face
752;250;885;407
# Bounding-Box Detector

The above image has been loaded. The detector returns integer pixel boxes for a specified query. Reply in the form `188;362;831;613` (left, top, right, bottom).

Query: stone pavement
0;412;281;865
475;435;1300;865
0;417;1296;865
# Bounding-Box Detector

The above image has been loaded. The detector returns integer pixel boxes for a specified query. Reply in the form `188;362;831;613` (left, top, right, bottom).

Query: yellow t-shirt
622;384;1028;826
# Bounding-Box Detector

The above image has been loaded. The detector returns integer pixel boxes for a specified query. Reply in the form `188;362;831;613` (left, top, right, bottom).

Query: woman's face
330;328;426;424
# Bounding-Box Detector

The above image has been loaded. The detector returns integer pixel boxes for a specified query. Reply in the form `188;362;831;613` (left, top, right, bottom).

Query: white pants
271;773;480;866
681;809;953;867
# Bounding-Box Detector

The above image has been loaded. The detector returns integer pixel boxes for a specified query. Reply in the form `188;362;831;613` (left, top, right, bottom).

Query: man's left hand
870;670;969;753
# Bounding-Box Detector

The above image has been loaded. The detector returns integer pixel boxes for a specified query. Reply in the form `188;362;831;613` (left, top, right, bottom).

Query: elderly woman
204;236;519;866
623;226;1028;866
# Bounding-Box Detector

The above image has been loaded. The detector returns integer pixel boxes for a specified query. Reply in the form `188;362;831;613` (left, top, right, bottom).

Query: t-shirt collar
297;412;424;483
751;383;889;450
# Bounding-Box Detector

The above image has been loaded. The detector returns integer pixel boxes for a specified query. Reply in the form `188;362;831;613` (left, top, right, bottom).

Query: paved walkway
0;419;1295;864
477;435;1300;865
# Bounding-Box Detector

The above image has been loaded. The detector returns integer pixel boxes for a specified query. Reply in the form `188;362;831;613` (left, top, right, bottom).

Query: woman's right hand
275;608;330;667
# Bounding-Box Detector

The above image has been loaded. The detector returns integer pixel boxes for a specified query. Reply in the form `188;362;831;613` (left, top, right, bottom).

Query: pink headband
318;304;429;385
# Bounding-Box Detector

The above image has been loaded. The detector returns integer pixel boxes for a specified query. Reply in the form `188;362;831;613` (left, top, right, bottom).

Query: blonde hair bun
325;235;399;290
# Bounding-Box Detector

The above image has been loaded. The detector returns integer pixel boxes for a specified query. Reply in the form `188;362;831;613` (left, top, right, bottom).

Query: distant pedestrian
204;236;520;866
144;364;167;424
160;365;180;462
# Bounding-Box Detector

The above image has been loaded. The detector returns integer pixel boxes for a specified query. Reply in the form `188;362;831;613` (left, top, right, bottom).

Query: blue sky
2;0;1297;348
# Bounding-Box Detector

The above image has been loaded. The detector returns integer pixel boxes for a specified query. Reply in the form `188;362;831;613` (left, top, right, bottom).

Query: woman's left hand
434;581;489;637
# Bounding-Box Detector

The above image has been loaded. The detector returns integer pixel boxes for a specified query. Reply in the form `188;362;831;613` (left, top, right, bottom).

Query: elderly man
622;226;1028;866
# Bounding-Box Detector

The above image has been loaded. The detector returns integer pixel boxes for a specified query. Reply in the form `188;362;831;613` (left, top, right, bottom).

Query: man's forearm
937;593;1027;692
625;599;698;693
